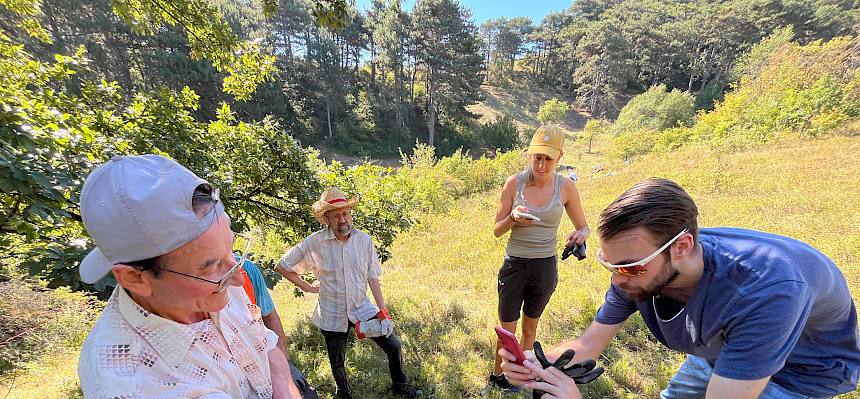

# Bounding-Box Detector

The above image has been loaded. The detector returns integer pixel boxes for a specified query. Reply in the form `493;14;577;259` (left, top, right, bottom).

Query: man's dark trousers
320;317;407;396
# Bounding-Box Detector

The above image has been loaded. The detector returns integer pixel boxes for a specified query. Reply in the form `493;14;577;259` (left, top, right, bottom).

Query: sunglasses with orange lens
595;229;689;277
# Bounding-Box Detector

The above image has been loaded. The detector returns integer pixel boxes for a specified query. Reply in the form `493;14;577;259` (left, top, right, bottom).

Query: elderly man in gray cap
75;154;299;399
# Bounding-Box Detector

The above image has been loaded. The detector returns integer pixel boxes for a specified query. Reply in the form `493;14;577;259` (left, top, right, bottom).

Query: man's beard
619;256;678;302
335;222;351;236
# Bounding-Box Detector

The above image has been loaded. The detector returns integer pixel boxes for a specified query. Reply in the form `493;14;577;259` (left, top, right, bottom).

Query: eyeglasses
161;232;253;293
595;229;689;277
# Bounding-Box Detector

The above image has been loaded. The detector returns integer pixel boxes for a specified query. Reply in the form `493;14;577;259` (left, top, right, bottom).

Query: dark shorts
497;255;558;322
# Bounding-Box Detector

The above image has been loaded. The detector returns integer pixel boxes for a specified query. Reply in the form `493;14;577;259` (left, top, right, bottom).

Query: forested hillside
7;0;856;156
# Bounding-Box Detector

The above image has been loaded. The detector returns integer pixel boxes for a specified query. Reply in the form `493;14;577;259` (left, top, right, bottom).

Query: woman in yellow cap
488;125;590;391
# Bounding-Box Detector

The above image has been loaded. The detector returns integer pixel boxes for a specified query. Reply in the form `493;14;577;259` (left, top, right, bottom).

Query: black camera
561;242;587;261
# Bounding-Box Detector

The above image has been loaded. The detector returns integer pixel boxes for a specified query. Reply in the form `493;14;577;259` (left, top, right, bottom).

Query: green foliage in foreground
0;0;524;293
0;29;322;292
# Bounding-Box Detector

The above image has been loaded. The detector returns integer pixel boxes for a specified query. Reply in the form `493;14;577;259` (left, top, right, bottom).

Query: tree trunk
43;1;65;53
427;95;436;147
286;33;293;64
326;98;333;139
410;62;417;105
110;34;135;91
427;67;436;146
370;43;377;93
485;49;491;82
395;58;404;128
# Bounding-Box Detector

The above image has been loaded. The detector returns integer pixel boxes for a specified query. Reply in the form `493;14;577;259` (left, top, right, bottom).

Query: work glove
530;341;604;399
377;307;392;321
561;242;587;261
355;318;394;339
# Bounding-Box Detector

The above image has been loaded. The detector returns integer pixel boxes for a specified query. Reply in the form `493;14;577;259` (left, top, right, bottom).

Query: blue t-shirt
241;259;276;317
595;228;860;397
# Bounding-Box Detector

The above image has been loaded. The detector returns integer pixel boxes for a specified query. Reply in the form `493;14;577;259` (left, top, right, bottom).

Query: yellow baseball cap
527;125;565;159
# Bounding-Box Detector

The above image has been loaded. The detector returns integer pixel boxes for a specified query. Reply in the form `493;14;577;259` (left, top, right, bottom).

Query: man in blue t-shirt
242;258;319;399
499;178;860;399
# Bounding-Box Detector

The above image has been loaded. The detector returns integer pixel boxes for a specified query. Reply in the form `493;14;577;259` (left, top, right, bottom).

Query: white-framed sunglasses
595;228;689;277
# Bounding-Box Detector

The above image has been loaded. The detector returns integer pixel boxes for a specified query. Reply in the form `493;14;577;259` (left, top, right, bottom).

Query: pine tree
411;0;482;147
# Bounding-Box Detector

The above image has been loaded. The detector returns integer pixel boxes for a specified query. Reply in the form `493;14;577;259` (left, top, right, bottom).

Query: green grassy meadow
2;136;858;398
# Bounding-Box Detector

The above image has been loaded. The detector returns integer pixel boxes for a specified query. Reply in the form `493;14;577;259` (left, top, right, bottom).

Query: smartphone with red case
495;325;526;365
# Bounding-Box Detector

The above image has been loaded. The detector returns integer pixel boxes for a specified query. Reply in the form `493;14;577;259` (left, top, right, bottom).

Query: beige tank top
506;172;564;258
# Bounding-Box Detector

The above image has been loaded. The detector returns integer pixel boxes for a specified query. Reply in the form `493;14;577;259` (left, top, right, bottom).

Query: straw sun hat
311;187;359;225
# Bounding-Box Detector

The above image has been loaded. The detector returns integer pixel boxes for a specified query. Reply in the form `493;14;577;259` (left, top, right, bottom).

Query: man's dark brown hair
598;178;699;244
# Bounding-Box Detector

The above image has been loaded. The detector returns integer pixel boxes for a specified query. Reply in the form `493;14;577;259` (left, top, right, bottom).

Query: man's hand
377;307;391;321
281;270;319;294
524;361;583;399
499;348;539;386
304;282;320;293
532;341;603;385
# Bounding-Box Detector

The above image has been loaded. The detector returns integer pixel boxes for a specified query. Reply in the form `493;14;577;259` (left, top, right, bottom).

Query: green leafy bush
613;36;860;159
613;84;696;135
480;115;522;151
654;127;695;153
609;85;695;160
692;36;860;148
610;129;656;161
537;98;568;124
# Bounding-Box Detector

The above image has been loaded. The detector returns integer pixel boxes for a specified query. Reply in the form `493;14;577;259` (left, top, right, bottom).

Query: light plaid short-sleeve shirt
278;227;383;332
78;285;278;399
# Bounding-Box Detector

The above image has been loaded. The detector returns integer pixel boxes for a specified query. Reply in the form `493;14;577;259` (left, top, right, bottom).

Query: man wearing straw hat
275;187;421;399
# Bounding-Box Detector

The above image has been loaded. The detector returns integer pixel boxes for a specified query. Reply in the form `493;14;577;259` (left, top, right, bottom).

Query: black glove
531;341;604;399
561;242;587;261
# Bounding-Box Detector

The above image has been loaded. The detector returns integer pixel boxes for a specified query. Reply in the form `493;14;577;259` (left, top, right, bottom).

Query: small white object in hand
512;209;541;222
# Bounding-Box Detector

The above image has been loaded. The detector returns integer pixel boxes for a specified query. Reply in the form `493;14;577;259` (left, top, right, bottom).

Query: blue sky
354;0;573;25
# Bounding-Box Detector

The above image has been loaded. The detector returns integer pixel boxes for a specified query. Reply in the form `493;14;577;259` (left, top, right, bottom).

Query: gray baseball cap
78;154;225;284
